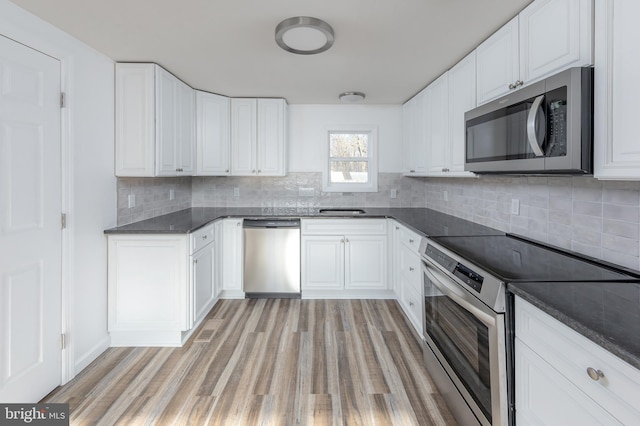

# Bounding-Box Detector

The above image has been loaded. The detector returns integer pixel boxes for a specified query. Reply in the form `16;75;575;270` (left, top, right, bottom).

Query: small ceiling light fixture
275;16;334;55
339;91;366;103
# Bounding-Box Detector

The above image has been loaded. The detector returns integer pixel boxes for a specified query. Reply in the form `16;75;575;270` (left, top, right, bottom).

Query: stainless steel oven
420;239;509;426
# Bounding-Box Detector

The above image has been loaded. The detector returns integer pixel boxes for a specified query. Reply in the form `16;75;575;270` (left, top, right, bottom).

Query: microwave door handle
423;260;496;327
527;95;545;157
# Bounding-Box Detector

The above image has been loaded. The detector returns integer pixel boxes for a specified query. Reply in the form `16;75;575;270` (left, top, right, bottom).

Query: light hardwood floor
43;299;457;425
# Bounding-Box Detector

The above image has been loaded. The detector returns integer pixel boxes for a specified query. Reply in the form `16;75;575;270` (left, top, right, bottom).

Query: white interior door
0;35;62;402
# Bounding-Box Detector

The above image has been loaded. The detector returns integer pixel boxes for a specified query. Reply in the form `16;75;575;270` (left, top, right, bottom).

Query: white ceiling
10;0;532;104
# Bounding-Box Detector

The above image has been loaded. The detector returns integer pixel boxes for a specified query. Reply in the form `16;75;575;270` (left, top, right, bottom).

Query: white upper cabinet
520;0;593;84
476;17;520;105
231;98;287;176
447;52;477;175
195;91;230;176
426;73;449;175
594;0;640;180
402;90;428;176
115;63;195;177
477;0;593;105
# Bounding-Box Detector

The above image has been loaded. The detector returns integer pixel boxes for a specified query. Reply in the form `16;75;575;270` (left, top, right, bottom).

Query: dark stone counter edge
507;285;640;371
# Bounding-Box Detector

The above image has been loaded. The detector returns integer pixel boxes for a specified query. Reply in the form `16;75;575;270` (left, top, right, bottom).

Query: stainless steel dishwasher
243;219;301;298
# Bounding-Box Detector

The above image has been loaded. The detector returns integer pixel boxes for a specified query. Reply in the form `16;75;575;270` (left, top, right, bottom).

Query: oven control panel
426;244;484;293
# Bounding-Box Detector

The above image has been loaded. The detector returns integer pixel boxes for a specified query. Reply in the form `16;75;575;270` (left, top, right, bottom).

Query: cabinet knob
395;226;399;230
516;80;524;88
508;83;516;90
409;301;414;307
202;235;207;240
586;367;604;381
257;170;261;174
409;267;415;272
194;259;198;264
409;239;414;244
237;222;241;227
341;239;345;243
252;169;256;174
225;169;229;173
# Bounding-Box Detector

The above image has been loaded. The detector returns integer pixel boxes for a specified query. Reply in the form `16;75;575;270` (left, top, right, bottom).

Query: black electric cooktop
429;235;640;283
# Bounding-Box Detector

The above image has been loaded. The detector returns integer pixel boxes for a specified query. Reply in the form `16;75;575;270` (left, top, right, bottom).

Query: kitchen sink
318;208;366;215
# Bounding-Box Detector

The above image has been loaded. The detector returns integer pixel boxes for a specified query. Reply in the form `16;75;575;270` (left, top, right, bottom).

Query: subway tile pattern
191;173;426;210
424;176;640;271
116;177;192;225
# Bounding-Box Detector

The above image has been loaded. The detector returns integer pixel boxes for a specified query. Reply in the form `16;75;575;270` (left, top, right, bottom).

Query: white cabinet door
516;339;622;425
301;236;344;290
230;98;257;175
520;0;593;84
426;73;449;175
402;92;428;176
221;219;244;297
156;66;179;176
196;91;230;175
115;63;155;177
448;52;476;175
594;0;640;180
257;99;286;176
345;235;387;290
476;17;520;105
177;79;195;174
192;243;215;326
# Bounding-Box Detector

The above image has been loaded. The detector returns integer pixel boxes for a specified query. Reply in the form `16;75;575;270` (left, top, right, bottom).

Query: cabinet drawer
401;281;423;335
515;297;640;425
399;244;421;294
301;219;387;235
190;223;215;253
395;222;421;251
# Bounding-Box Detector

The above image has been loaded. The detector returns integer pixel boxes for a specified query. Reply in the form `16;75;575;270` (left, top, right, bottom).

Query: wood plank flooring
43;299;457;425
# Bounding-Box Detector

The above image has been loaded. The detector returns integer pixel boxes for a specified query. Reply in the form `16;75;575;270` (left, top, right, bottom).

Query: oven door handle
423;261;496;328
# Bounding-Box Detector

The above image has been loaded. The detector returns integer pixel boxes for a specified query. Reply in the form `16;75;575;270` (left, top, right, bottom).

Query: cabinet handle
409;267;415;272
409;169;416;173
586;367;604;381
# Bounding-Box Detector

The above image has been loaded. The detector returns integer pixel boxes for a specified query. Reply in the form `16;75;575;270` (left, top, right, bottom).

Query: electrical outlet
443;190;448;202
390;189;397;199
169;188;175;201
298;187;315;197
233;187;240;197
511;199;520;215
127;194;135;208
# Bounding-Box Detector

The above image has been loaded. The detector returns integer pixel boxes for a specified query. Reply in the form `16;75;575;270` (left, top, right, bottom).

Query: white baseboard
219;289;245;299
73;335;110;378
110;330;184;347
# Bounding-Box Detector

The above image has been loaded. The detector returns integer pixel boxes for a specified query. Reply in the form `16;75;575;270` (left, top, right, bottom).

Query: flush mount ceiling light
339;92;366;103
275;16;334;55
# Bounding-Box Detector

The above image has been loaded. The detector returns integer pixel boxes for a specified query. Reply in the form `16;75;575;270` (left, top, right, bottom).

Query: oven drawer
515;297;640;425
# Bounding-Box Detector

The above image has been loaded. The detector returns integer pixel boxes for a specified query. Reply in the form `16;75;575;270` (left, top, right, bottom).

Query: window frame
322;125;378;193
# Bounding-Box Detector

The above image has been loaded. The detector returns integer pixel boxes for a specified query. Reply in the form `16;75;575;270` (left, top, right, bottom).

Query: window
323;125;378;192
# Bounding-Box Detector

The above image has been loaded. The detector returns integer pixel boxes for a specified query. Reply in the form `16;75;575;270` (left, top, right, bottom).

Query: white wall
0;0;116;380
288;104;403;173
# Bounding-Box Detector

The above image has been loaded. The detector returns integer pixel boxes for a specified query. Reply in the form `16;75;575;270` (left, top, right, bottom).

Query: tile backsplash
115;173;640;271
425;176;640;270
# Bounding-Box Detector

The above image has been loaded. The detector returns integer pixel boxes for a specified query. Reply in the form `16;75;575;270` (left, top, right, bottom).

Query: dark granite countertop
508;281;640;370
104;207;503;237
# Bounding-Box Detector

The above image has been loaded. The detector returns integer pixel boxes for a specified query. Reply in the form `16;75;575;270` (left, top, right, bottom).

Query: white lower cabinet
220;218;244;298
515;296;640;425
107;224;219;347
301;219;390;298
391;221;424;335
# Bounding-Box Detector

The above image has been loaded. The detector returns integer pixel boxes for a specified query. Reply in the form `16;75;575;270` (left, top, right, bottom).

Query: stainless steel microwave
465;67;593;174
